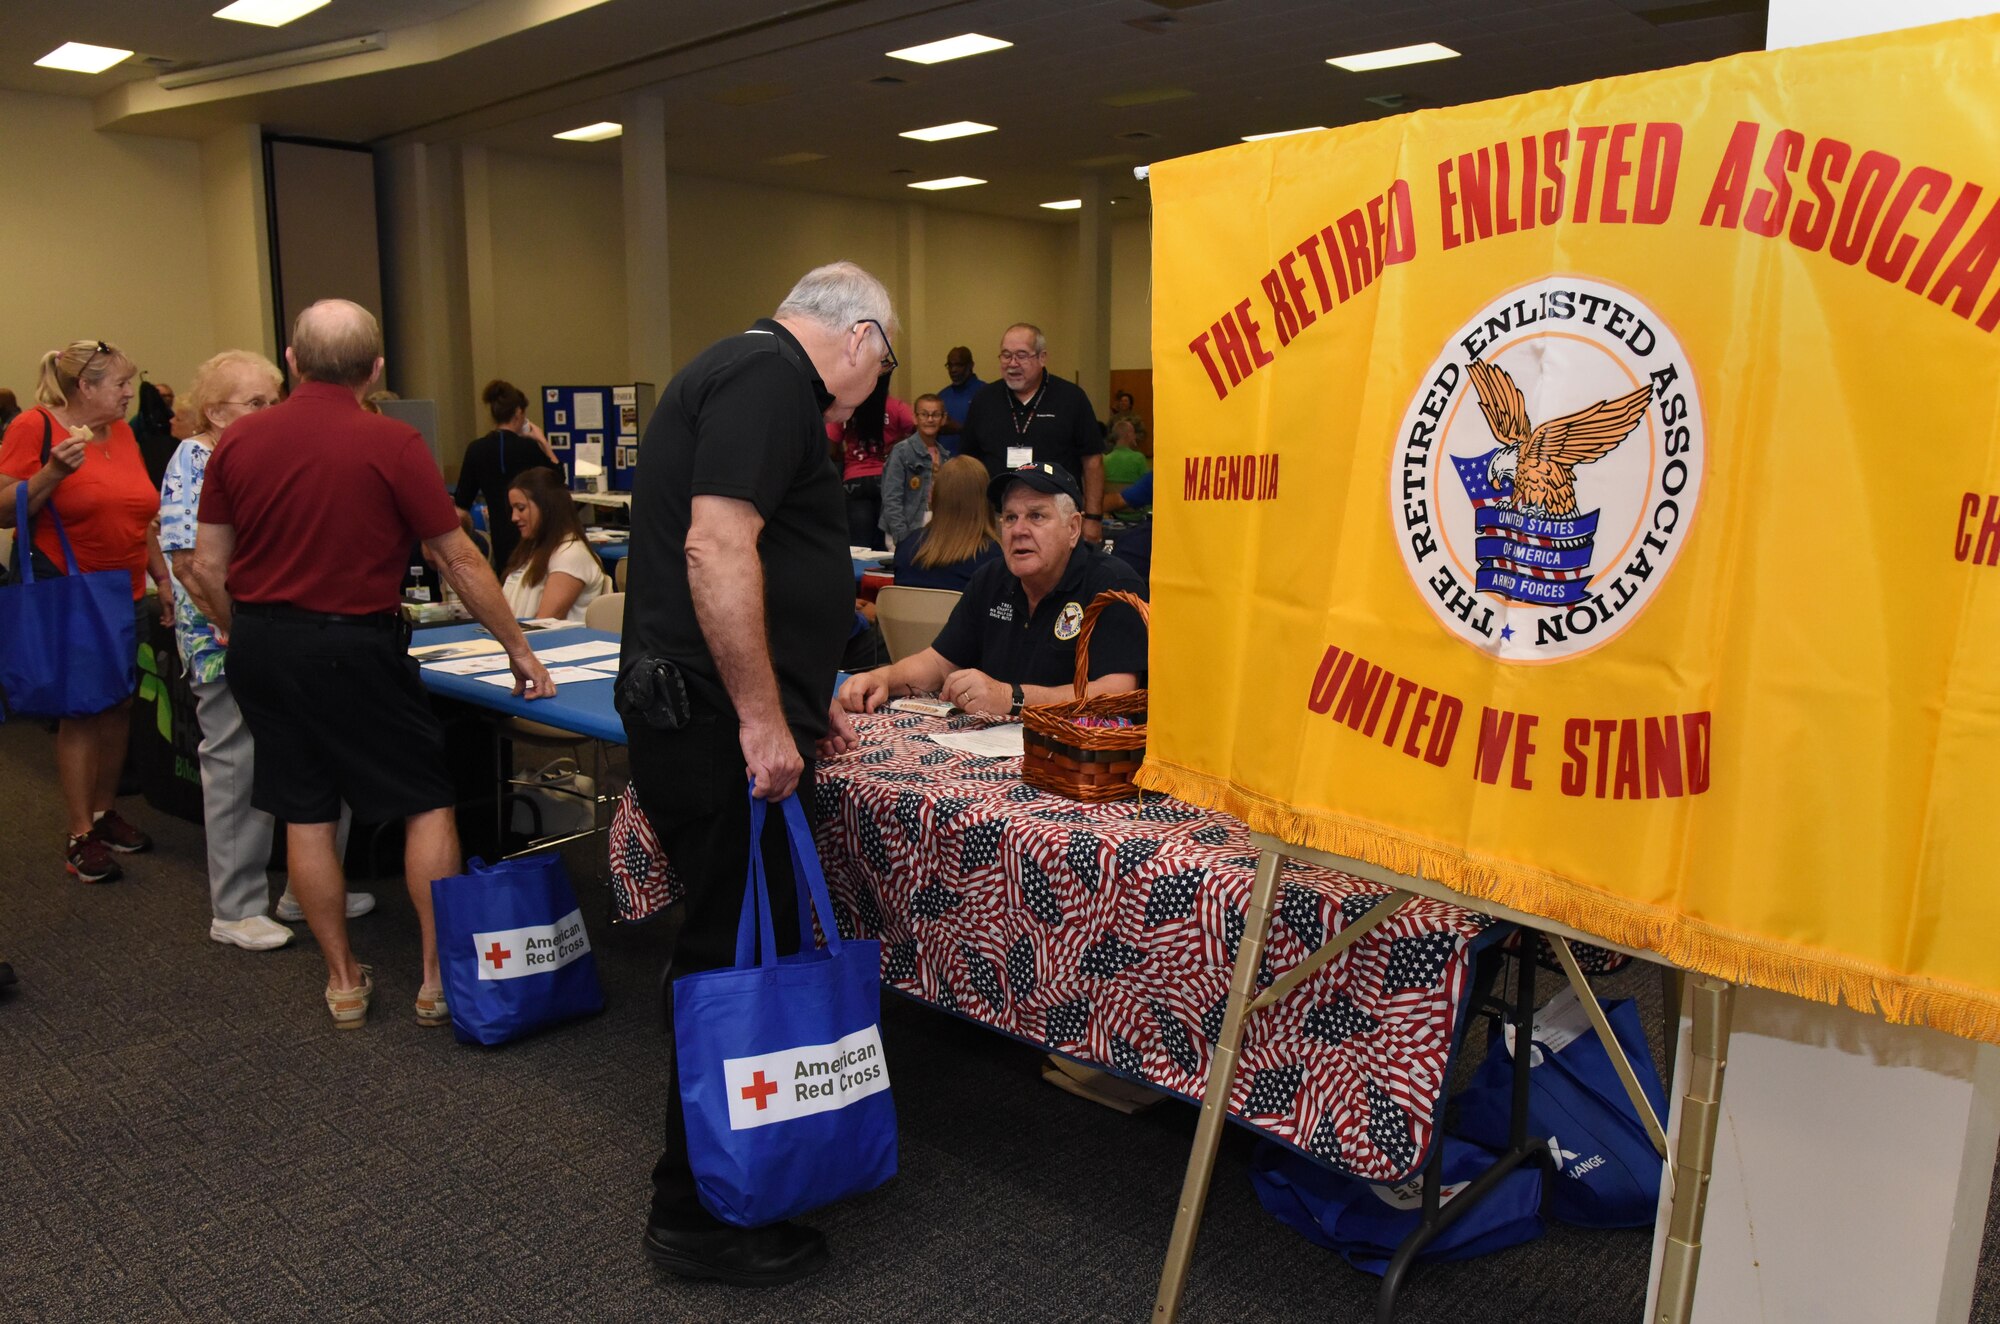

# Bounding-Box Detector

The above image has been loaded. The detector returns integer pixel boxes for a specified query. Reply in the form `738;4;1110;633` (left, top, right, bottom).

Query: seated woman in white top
498;467;607;622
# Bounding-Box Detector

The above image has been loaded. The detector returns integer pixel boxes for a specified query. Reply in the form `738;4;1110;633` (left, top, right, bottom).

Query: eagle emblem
1466;358;1652;518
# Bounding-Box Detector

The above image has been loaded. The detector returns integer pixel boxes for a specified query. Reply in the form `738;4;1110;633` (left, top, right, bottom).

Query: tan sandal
414;983;449;1028
325;966;373;1030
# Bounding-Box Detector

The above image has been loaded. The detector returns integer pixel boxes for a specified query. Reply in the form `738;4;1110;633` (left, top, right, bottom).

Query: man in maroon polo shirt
184;299;555;1031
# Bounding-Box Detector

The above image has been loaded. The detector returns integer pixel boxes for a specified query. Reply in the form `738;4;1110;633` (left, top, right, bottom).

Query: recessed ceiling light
213;0;331;26
35;42;133;74
1242;126;1327;142
1328;42;1459;73
1040;199;1083;211
909;176;986;191
886;33;1012;65
553;121;623;142
766;151;829;167
900;121;997;142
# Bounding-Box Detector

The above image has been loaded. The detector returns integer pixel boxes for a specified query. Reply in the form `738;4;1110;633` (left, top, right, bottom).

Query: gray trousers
191;675;351;922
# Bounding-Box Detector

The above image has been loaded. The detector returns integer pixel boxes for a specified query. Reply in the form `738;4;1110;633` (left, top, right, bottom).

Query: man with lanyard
933;345;983;450
956;324;1108;544
618;262;888;1287
835;462;1146;718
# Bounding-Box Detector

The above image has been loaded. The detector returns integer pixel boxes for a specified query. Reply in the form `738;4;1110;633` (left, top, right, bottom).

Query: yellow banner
1139;17;2000;1041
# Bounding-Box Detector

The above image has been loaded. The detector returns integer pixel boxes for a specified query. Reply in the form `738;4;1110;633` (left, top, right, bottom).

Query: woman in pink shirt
827;371;914;550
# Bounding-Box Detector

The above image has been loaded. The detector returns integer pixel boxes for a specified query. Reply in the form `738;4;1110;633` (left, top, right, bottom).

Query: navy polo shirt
930;543;1148;688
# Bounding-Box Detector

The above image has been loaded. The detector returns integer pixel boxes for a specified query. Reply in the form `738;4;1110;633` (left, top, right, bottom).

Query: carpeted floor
2;716;1997;1323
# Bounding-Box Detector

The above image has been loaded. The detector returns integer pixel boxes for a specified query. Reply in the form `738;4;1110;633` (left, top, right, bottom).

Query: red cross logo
740;1070;779;1111
484;941;512;971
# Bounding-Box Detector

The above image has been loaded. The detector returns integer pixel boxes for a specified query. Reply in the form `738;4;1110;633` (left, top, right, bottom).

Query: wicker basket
1021;590;1149;802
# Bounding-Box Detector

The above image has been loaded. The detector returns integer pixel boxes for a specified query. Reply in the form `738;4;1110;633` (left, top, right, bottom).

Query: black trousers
843;476;883;551
630;707;812;1229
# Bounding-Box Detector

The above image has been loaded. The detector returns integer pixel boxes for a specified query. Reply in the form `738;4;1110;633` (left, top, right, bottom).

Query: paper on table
529;638;622;663
471;665;609;688
410;638;507;661
582;658;623;674
422;655;514;676
926;724;1025;757
521;618;585;632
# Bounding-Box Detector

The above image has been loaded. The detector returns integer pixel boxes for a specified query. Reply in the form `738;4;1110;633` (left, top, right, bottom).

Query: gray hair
291;299;383;386
1004;322;1047;355
775;261;895;337
1053;492;1078;521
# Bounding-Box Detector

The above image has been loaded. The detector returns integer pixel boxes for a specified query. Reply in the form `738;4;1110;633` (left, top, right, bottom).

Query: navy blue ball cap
988;461;1082;510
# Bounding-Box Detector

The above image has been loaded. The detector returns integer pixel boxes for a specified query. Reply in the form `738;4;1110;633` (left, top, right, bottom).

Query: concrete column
622;92;671;383
461;144;498;399
378;141;474;469
1073;172;1112;412
199;124;276;359
1642;17;2000;1323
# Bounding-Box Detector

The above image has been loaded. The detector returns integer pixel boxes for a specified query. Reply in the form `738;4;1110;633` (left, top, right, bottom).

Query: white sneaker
210;915;295;951
275;891;378;922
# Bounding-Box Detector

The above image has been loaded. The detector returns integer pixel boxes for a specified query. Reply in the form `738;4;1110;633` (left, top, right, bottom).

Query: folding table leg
1376;936;1539;1322
1151;847;1285;1323
1651;975;1734;1324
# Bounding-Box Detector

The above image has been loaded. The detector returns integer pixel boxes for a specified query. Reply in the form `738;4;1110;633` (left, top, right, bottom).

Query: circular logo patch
1390;276;1703;662
1054;601;1084;641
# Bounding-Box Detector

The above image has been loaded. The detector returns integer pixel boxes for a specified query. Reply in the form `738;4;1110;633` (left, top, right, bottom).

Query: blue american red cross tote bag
675;790;897;1228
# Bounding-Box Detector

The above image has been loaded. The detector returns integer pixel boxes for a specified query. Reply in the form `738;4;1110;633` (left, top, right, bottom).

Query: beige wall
1111;216;1152;372
0;91;1152;469
0;90;218;402
665;172;905;371
483;151;628;429
921;208;1075;398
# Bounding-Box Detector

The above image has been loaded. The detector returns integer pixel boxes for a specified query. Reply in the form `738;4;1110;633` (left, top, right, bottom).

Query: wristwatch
1082;512;1103;521
1009;682;1025;716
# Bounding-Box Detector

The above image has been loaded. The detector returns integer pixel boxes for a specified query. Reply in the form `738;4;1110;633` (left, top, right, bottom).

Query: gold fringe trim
1134;759;2000;1047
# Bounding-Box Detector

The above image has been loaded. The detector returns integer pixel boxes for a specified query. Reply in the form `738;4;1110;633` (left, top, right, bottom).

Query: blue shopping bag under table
1453;987;1668;1229
675;790;897;1228
430;852;606;1045
1251;1135;1545;1276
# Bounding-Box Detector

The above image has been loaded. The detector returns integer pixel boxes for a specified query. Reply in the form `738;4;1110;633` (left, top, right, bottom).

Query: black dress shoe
643;1218;828;1286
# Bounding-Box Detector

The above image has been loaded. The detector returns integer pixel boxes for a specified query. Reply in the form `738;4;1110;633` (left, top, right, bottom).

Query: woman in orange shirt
0;339;171;885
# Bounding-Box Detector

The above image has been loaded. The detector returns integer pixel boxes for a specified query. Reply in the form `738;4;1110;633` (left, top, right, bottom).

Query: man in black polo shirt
957;323;1108;545
837;463;1145;718
620;262;888;1287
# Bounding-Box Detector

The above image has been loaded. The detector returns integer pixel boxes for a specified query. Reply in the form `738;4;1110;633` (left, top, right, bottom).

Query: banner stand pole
1652;975;1735;1324
1152;847;1285;1323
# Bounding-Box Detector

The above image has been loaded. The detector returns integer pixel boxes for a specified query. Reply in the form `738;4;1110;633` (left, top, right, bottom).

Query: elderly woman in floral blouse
159;351;368;951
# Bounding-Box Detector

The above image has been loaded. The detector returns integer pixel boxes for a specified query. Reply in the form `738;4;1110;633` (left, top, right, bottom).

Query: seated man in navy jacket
837;463;1145;719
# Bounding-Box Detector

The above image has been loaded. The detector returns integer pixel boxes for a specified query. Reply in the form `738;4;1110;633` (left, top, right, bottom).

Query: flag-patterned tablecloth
811;711;1502;1184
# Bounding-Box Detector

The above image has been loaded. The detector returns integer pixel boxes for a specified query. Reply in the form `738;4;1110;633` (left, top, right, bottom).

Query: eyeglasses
219;397;277;411
857;319;898;375
998;349;1043;364
78;340;111;376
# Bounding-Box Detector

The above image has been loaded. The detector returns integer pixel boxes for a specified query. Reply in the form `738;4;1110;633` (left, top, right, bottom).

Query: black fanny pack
615;653;692;731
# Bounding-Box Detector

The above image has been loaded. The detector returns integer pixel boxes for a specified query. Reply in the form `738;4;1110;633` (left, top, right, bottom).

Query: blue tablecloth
413;624;625;743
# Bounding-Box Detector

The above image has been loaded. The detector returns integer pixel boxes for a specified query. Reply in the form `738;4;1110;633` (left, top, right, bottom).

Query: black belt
234;602;403;630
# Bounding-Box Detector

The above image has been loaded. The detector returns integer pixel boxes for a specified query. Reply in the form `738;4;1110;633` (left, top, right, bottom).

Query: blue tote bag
676;791;897;1229
0;484;136;721
430;852;606;1045
1250;1136;1545;1275
1453;993;1668;1229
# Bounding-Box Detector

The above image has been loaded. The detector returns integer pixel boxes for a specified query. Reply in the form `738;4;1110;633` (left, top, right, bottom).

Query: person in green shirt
1101;416;1150;490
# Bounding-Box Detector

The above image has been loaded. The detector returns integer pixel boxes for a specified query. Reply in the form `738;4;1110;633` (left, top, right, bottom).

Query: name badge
1006;445;1033;468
